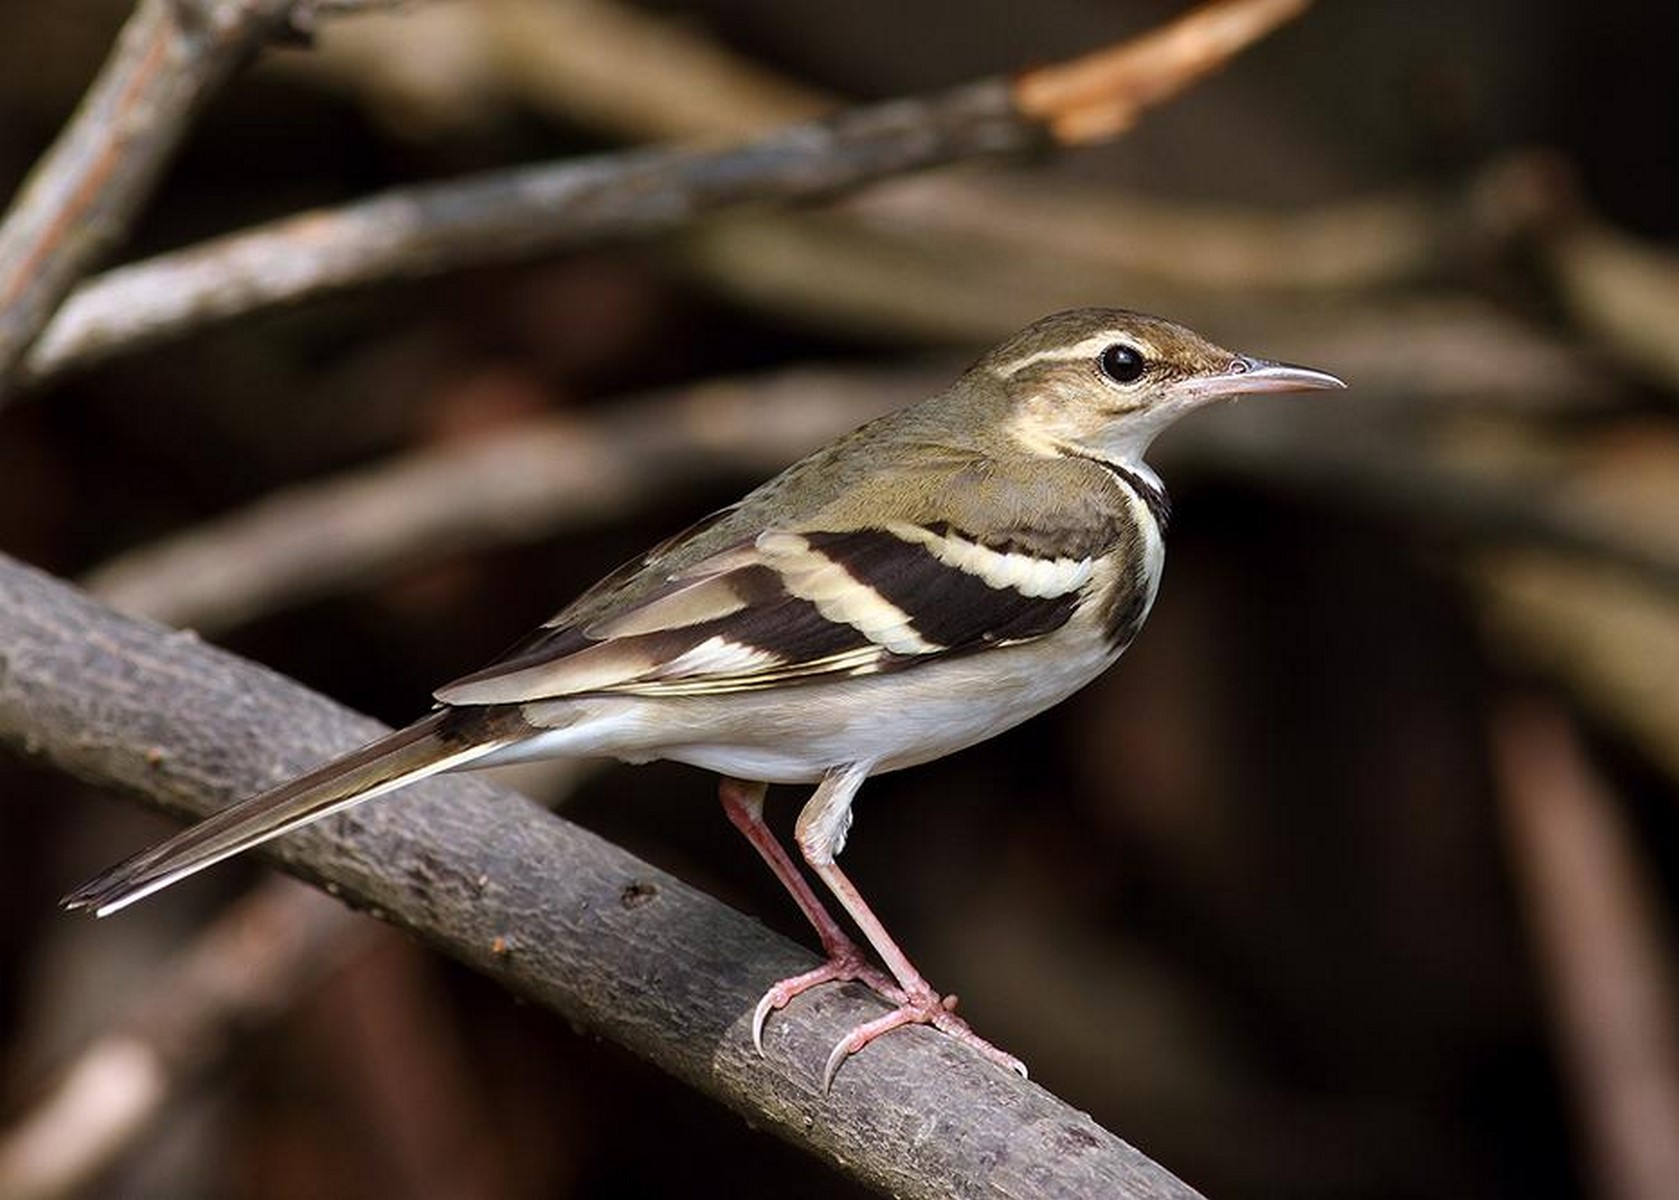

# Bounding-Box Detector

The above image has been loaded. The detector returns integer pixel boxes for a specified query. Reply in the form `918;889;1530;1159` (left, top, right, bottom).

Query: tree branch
15;0;1311;393
0;0;354;390
0;552;1203;1200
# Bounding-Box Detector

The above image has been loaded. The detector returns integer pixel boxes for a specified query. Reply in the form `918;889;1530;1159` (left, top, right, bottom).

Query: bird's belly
515;634;1122;784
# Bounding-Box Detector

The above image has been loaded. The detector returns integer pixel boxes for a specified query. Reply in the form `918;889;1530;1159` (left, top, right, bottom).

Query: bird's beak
1172;356;1346;404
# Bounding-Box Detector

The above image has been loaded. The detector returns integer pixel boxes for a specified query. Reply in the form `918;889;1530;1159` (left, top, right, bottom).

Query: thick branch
0;553;1202;1200
0;0;306;389
17;0;1309;392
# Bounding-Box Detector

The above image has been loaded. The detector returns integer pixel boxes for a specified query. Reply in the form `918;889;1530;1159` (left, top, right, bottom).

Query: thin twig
285;0;1462;296
16;0;1310;393
1013;0;1308;142
0;0;360;390
1489;700;1679;1200
0;553;1204;1200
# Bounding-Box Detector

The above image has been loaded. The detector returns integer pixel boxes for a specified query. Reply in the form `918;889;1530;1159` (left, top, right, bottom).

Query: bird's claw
750;949;905;1053
820;989;1028;1092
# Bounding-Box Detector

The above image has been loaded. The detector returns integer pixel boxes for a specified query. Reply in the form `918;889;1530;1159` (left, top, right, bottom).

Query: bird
64;308;1343;1088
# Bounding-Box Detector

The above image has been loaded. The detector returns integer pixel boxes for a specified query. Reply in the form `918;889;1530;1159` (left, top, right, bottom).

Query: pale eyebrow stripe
991;333;1131;378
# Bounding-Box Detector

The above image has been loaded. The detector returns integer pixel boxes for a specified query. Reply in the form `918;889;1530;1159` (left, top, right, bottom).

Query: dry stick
0;553;1204;1200
1012;0;1307;142
318;0;1464;296
482;0;1463;296
0;0;328;389
0;883;371;1200
1489;701;1679;1200
306;0;1456;295
483;4;1644;374
16;0;1311;392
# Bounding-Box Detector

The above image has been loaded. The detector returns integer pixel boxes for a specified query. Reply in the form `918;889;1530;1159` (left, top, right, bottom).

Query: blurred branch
482;0;830;140
1466;420;1679;791
1472;151;1679;395
0;882;369;1200
1547;220;1679;394
0;554;1204;1200
292;0;1476;296
84;308;1620;638
669;160;1577;354
1179;406;1679;594
406;4;1663;383
16;0;1310;393
1470;552;1679;789
0;0;384;393
1489;700;1679;1200
83;367;936;632
1012;0;1307;143
302;931;512;1200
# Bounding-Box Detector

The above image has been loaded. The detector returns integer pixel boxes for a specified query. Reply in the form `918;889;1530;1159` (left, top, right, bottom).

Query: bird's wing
433;520;1098;705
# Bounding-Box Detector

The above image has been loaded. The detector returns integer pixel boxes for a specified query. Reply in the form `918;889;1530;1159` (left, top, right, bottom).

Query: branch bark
15;0;1310;394
0;552;1203;1200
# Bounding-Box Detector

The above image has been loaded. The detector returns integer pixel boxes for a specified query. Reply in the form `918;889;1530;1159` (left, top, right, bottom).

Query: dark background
2;2;1677;1198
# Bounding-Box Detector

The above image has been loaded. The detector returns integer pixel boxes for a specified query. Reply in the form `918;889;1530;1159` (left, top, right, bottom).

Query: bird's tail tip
60;847;179;917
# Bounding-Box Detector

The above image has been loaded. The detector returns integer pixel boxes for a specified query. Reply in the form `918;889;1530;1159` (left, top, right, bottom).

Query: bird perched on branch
65;308;1343;1088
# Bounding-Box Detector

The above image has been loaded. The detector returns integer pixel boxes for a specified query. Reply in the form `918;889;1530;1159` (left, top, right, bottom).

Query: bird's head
978;308;1344;467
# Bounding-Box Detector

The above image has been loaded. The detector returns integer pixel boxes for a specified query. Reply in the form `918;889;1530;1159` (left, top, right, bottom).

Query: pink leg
808;856;1027;1090
718;779;904;1052
793;765;1028;1090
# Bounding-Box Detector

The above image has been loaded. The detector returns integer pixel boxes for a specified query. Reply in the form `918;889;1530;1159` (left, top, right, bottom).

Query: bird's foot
822;987;1028;1092
752;944;905;1053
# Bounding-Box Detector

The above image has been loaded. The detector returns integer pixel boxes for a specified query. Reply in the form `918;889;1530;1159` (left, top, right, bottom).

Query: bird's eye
1098;343;1146;384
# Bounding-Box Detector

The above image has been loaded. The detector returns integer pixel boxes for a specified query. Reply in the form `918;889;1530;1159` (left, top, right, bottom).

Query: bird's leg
718;777;904;1052
793;765;1028;1090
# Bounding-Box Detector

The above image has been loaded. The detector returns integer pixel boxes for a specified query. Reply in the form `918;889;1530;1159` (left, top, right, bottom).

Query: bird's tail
62;710;515;918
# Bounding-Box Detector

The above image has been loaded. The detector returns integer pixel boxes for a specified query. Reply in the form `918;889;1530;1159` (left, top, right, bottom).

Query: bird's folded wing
433;523;1095;704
